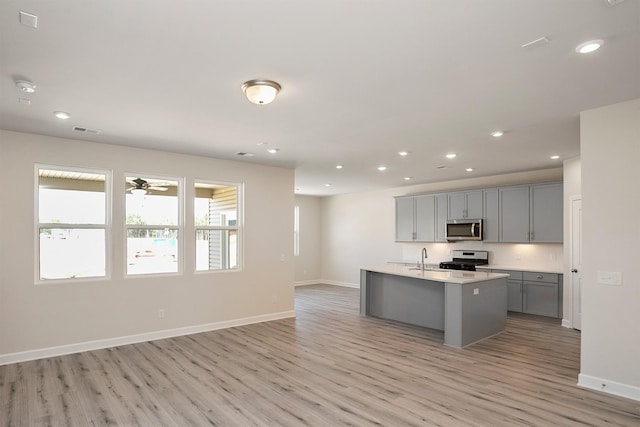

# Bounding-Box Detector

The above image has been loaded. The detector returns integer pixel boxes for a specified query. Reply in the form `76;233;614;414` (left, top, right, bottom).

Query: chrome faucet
421;247;428;271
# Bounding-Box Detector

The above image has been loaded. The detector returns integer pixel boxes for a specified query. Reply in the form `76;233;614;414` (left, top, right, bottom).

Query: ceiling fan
127;178;168;195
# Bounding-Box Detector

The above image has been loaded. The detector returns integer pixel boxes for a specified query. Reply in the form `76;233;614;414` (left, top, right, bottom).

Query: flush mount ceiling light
576;39;603;54
15;79;36;93
241;79;281;105
491;131;504;138
53;111;71;119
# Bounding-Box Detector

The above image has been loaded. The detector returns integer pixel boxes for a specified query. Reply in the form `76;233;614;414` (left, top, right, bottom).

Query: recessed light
466;168;474;172
335;165;343;169
550;155;560;160
491;131;504;138
576;40;603;54
54;111;71;119
325;183;332;187
404;177;412;181
267;148;279;154
15;80;36;93
446;153;456;159
398;151;409;156
377;166;387;171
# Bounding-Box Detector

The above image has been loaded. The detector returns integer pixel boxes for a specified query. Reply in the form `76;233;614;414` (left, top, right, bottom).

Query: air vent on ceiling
436;165;449;169
235;152;255;157
73;126;102;134
521;37;550;49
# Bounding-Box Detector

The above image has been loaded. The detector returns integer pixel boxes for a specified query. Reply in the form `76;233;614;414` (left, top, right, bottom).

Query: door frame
569;196;582;330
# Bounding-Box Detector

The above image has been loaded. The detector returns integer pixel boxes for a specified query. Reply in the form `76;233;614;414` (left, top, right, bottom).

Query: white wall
320;168;563;287
0;130;295;362
562;157;581;327
294;195;322;284
579;98;640;399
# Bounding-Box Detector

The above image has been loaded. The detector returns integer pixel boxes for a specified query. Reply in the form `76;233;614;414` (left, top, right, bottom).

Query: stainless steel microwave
446;219;483;241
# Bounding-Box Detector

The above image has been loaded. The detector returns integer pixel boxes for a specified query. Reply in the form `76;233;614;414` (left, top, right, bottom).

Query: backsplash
400;241;563;271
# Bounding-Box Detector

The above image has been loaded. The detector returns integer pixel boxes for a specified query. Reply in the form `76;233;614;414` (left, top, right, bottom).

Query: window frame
194;179;243;273
34;164;112;284
124;174;184;277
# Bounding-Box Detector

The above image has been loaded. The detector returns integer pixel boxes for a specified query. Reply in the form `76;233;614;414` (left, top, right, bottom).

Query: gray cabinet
483;189;499;242
499;182;563;243
493;269;523;312
396;197;415;241
499;185;530;242
415;195;436;241
523;272;561;317
448;190;483;220
434;194;448;242
397;181;562;244
492;269;562;318
530;183;563;243
396;195;443;242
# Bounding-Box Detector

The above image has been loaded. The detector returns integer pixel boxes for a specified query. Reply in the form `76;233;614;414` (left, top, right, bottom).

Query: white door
570;197;583;330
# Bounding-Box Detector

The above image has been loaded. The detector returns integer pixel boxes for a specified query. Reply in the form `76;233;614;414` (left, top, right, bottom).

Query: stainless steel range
439;250;489;271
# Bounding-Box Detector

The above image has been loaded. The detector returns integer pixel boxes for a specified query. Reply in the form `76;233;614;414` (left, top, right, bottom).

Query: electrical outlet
158;308;165;318
271;295;277;304
473;288;479;295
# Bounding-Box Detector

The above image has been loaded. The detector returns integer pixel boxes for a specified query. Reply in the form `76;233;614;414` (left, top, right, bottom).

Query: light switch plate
597;271;622;286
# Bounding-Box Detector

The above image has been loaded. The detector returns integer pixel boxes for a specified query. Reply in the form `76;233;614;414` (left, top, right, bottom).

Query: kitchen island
360;266;508;347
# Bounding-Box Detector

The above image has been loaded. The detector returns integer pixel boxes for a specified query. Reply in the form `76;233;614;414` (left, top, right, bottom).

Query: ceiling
1;0;639;196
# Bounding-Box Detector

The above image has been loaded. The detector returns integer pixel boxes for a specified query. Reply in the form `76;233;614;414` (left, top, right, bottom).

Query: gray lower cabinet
492;269;562;318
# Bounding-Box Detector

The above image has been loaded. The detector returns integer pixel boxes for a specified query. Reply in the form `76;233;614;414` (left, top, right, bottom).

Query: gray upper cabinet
415;195;436;242
434;194;448;242
396;181;562;244
395;197;415;241
448;191;483;219
395;195;439;242
499;185;531;242
499;182;563;243
483;189;499;242
530;183;563;243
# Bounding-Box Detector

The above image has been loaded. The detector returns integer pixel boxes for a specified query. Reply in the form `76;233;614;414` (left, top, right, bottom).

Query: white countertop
363;265;509;284
476;265;563;274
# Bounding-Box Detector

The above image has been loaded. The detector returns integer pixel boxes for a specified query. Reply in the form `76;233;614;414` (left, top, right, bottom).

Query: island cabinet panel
448;190;483;220
530;183;563;243
483;189;499;242
499;185;531;242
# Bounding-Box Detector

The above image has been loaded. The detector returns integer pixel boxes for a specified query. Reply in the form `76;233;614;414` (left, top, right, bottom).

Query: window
125;176;180;275
37;166;110;281
195;182;241;271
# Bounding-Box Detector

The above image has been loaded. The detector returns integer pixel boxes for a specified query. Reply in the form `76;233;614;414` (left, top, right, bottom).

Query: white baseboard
321;279;360;289
578;373;640;402
561;318;573;328
0;310;295;366
294;280;321;287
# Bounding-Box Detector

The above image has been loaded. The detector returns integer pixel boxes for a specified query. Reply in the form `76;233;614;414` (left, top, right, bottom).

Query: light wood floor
1;284;638;426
